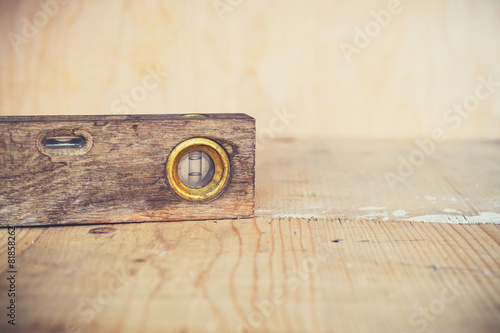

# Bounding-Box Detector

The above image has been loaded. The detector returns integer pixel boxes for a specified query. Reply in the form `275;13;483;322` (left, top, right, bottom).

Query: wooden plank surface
256;139;500;223
0;139;499;333
0;218;499;333
0;114;255;226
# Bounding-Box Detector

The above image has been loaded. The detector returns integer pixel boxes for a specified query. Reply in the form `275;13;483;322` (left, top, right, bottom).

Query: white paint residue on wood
443;208;462;214
273;213;327;219
393;209;407;217
405;212;500;224
360;212;389;220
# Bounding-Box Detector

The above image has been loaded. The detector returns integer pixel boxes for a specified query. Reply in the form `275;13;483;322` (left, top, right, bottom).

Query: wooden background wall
1;0;499;140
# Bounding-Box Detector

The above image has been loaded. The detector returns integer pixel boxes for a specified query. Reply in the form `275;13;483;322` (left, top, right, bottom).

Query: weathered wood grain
0;139;499;333
0;218;499;333
256;139;500;224
0;114;255;226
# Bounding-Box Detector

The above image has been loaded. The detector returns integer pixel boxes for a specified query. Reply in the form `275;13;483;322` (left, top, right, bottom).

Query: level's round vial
166;138;231;202
177;151;215;189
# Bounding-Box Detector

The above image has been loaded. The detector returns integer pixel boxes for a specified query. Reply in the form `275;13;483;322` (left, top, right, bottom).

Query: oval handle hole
42;136;86;149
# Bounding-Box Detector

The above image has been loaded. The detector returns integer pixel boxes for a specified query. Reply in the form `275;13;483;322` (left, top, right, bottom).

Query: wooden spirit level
0;114;255;227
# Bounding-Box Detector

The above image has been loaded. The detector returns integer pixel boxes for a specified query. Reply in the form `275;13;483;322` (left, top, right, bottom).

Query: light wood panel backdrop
1;0;499;140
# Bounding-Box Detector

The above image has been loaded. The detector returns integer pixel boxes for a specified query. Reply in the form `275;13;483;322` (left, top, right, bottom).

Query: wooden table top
1;139;499;333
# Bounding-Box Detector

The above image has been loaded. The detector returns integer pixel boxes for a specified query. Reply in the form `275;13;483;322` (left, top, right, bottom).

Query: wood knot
89;227;117;234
